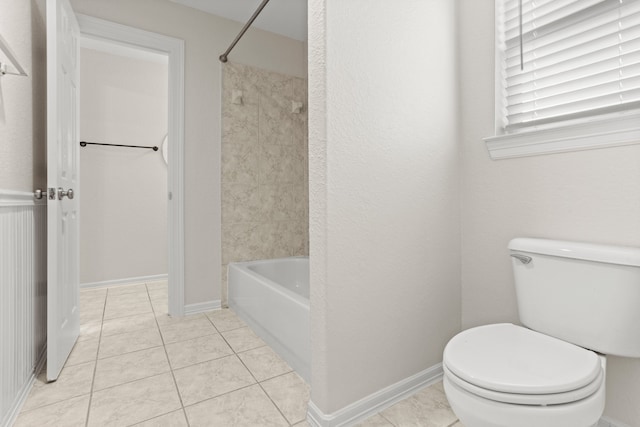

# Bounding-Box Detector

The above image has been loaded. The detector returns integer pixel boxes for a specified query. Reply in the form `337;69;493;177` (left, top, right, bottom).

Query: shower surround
221;62;309;305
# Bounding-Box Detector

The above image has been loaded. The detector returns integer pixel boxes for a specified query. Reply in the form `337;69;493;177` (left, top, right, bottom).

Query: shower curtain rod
80;141;159;151
219;0;271;63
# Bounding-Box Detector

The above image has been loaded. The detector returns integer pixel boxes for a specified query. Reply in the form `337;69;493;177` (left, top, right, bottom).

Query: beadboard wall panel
0;190;47;427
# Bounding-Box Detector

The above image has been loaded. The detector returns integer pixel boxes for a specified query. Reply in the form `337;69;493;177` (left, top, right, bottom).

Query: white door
46;0;80;381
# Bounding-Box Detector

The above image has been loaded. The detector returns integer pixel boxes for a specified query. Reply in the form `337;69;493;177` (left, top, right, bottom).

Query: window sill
483;112;640;160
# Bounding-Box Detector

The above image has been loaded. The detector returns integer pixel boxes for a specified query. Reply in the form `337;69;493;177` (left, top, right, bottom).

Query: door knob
57;188;74;200
34;188;45;199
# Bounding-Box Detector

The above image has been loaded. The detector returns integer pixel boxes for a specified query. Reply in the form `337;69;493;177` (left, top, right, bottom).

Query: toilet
443;238;640;427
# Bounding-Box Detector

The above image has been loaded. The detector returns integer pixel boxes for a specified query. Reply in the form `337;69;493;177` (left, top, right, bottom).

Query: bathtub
228;256;310;383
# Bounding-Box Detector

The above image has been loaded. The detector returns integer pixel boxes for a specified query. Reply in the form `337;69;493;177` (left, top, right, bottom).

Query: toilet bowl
442;238;640;427
442;323;606;427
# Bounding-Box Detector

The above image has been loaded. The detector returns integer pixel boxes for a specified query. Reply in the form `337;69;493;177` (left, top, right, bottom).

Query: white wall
79;48;168;285
0;0;46;192
69;0;306;305
458;1;640;425
309;0;460;414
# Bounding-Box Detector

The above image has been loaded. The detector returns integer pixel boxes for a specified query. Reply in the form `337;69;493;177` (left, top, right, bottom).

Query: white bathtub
228;256;310;383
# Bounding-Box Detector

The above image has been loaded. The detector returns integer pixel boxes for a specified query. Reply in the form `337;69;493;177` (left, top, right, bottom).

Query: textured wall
221;62;308;305
0;0;46;192
69;0;306;305
458;1;640;425
79;48;168;284
309;0;461;414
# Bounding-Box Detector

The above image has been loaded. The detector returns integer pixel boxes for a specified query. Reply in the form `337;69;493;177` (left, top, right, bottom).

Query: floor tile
261;372;310;424
103;298;152;320
132;410;188;426
65;338;99;366
173;355;255;406
206;309;247;332
185;384;288;427
106;291;150;306
78;321;102;342
80;307;104;325
151;298;168;316
355;413;394;426
80;294;105;306
293;421;312;427
237;345;293;381
148;287;168;301
146;280;168;290
154;313;206;326
159;316;217;344
93;346;170;391
221;326;266;353
88;373;181;427
80;288;107;296
14;394;90;427
380;382;458;427
432;381;446;394
165;334;233;369
16;280;465;427
106;283;147;296
101;312;158;337
22;361;95;411
80;289;107;305
98;327;162;359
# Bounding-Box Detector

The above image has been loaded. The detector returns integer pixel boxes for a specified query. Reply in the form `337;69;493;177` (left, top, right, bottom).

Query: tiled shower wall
221;62;308;304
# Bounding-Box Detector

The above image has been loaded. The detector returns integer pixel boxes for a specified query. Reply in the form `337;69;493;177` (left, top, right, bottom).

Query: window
485;0;640;159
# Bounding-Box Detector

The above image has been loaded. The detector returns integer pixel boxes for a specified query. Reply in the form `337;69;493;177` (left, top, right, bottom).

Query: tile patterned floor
15;281;463;427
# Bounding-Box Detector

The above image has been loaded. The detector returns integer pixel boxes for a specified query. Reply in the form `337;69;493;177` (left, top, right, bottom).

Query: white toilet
443;238;640;427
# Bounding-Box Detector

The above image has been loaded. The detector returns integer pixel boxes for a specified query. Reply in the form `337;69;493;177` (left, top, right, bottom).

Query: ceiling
169;0;307;42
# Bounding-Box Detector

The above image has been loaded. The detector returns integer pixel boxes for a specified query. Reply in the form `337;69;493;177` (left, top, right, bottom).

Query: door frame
77;15;186;316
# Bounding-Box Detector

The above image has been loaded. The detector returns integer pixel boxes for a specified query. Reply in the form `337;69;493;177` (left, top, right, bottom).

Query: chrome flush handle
511;253;532;264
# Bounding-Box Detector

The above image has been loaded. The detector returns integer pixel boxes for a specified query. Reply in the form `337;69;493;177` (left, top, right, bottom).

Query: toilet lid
443;324;601;395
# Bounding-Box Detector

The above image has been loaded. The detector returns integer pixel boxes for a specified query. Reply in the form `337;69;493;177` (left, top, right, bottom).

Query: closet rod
219;0;271;63
80;141;159;151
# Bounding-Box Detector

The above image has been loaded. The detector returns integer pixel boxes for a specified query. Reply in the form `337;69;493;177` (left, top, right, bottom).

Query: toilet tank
509;238;640;358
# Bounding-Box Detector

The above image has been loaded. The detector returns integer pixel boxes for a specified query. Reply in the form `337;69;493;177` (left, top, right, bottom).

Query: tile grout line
256;377;295;426
202;312;295;425
83;292;307;426
87;282;178;426
226;308;308;426
84;286;108;427
147;282;192;427
377;411;397;427
23;292;315;426
216;314;298;426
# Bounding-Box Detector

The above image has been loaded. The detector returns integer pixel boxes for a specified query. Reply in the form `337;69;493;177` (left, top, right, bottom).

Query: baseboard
307;363;443;427
184;300;222;315
80;274;168;290
598;416;632;427
1;345;47;427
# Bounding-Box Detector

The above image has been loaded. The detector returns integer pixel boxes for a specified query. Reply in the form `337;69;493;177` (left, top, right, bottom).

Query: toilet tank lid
509;238;640;267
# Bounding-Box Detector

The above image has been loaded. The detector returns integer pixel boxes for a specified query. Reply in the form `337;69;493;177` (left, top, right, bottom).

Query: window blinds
499;0;640;130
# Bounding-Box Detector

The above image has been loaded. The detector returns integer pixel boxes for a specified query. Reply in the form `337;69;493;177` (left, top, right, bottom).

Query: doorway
78;15;185;316
78;36;169;314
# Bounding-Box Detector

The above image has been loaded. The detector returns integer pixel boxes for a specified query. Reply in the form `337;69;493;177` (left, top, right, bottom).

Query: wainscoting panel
0;190;47;427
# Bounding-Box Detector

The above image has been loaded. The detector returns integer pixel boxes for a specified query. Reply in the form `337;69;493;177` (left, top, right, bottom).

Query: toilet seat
443;324;604;406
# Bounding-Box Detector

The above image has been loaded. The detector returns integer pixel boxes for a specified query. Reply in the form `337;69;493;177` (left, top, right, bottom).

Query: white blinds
498;0;640;130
